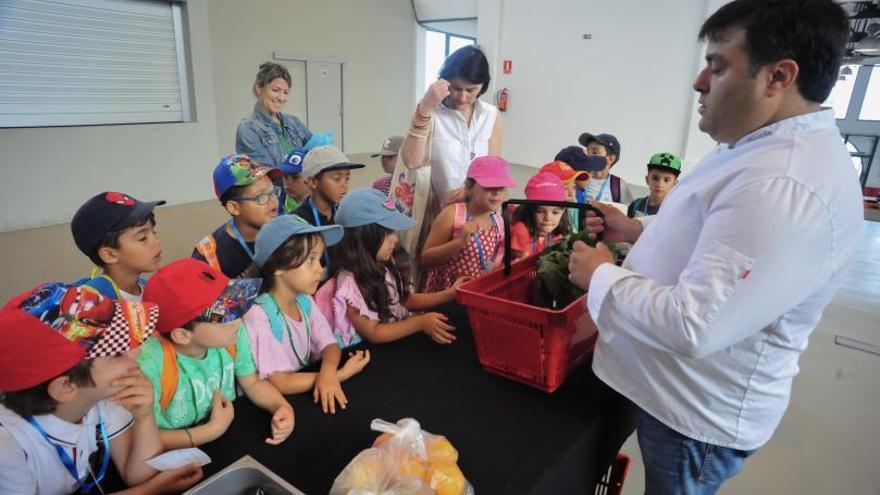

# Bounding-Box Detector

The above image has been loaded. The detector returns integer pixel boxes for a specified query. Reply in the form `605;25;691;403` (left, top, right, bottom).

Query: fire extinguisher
496;87;510;112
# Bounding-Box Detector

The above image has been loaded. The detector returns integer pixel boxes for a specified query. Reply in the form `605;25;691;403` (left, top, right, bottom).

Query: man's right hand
420;79;451;112
585;201;643;243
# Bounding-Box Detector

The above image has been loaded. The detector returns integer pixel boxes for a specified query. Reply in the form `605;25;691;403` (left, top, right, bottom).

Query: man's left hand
568;241;615;291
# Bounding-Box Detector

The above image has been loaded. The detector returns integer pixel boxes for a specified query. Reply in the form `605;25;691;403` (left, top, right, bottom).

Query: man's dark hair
698;0;850;103
1;360;95;416
89;213;156;266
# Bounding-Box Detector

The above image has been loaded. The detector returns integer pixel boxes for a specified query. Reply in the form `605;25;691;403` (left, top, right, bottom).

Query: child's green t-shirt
138;325;256;430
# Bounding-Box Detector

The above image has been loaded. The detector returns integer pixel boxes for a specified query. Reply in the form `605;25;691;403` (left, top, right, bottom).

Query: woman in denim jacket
235;62;313;167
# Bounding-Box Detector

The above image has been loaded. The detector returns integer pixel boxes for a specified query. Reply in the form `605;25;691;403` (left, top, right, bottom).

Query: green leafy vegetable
533;230;619;309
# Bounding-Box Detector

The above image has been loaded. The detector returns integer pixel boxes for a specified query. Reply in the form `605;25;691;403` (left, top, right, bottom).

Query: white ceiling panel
412;0;477;21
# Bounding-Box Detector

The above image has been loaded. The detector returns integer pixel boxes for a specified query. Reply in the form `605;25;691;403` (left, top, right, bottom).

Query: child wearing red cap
137;259;294;449
0;283;203;494
421;156;517;292
510;172;573;262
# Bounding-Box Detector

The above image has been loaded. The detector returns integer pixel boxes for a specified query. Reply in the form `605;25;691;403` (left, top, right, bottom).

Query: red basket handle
501;199;604;277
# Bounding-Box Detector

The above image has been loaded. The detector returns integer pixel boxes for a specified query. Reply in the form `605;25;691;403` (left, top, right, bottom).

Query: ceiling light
854;36;880;55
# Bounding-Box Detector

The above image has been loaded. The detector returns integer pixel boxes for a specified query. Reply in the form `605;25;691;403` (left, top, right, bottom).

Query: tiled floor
619;221;880;495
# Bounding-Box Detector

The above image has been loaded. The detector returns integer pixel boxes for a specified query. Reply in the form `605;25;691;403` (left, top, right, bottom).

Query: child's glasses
232;186;281;205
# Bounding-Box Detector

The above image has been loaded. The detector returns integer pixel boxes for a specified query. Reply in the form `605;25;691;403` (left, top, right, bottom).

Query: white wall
0;0;220;232
477;0;708;184
207;0;415;158
0;0;416;233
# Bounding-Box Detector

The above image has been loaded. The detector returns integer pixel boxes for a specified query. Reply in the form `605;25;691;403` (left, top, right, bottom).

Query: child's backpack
157;335;236;410
610;175;622;203
194;234;222;272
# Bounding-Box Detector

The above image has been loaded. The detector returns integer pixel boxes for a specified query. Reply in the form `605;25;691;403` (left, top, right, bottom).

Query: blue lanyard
531;233;553;254
26;411;110;494
228;220;256;261
467;212;497;272
308;199;335;266
576;187;586;204
642;198;651;216
587;177;610;202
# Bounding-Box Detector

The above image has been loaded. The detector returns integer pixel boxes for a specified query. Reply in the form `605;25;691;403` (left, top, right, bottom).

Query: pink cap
525;172;567;202
467;156;517;188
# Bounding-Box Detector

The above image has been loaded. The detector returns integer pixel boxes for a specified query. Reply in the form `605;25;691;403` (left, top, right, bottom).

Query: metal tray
184;455;305;495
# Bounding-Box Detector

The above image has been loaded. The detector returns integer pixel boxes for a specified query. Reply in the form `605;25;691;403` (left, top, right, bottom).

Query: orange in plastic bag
330;418;473;495
426;436;458;465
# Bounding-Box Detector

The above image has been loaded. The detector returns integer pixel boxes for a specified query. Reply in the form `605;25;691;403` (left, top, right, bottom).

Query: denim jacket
235;103;312;167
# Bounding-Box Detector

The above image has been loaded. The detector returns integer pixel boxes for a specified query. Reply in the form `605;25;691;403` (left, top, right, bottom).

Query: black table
197;303;636;494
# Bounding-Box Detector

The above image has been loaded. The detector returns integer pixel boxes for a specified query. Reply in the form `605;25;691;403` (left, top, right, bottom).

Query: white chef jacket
587;109;863;450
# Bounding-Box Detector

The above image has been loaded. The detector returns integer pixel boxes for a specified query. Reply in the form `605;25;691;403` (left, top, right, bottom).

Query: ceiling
411;0;477;21
841;1;880;64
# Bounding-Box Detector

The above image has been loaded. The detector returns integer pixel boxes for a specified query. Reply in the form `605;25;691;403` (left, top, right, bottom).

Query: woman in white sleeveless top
397;46;503;287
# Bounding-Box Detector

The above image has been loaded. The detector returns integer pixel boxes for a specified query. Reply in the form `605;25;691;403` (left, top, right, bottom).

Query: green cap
647;152;682;175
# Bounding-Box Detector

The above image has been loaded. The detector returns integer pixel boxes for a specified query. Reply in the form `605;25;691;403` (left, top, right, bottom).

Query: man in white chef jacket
568;1;864;493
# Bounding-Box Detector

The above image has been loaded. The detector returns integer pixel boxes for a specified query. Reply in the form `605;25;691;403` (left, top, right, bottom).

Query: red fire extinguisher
496;87;510;112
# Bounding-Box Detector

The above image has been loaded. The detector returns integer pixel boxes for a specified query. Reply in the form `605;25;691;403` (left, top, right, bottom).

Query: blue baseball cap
280;148;306;175
554;146;606;172
335;188;417;231
254;214;343;267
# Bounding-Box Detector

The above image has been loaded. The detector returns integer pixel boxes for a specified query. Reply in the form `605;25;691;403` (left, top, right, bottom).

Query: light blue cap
254;214;343;267
335;188;417;231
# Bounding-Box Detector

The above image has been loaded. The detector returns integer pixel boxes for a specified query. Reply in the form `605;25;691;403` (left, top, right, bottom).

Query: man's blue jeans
637;409;757;495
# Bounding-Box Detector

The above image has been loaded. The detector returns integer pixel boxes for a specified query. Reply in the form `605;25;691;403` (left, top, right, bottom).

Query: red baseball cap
0;283;159;392
539;161;590;184
143;259;261;334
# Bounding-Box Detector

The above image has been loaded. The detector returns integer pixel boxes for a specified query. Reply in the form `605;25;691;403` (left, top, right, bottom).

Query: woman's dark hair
253;62;292;96
512;204;571;239
259;233;323;293
1;360;95;416
328;223;408;323
698;0;849;103
439;45;491;97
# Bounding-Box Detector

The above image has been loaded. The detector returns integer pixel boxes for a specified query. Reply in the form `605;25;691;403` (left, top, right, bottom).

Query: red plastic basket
455;252;599;393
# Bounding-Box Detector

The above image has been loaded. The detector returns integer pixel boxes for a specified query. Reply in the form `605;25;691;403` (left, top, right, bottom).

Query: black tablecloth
193;303;636;494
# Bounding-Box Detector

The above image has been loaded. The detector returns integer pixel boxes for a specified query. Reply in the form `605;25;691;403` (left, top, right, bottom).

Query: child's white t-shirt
583;174;634;205
118;280;146;302
0;401;133;494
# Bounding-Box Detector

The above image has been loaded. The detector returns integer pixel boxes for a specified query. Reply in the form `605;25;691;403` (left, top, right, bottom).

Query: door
305;61;344;149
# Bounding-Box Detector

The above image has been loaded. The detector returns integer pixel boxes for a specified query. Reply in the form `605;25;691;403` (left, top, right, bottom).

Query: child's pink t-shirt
332;269;409;347
243;295;338;378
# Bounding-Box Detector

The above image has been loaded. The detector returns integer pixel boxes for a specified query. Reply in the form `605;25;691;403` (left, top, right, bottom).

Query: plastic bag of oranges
330;418;473;495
